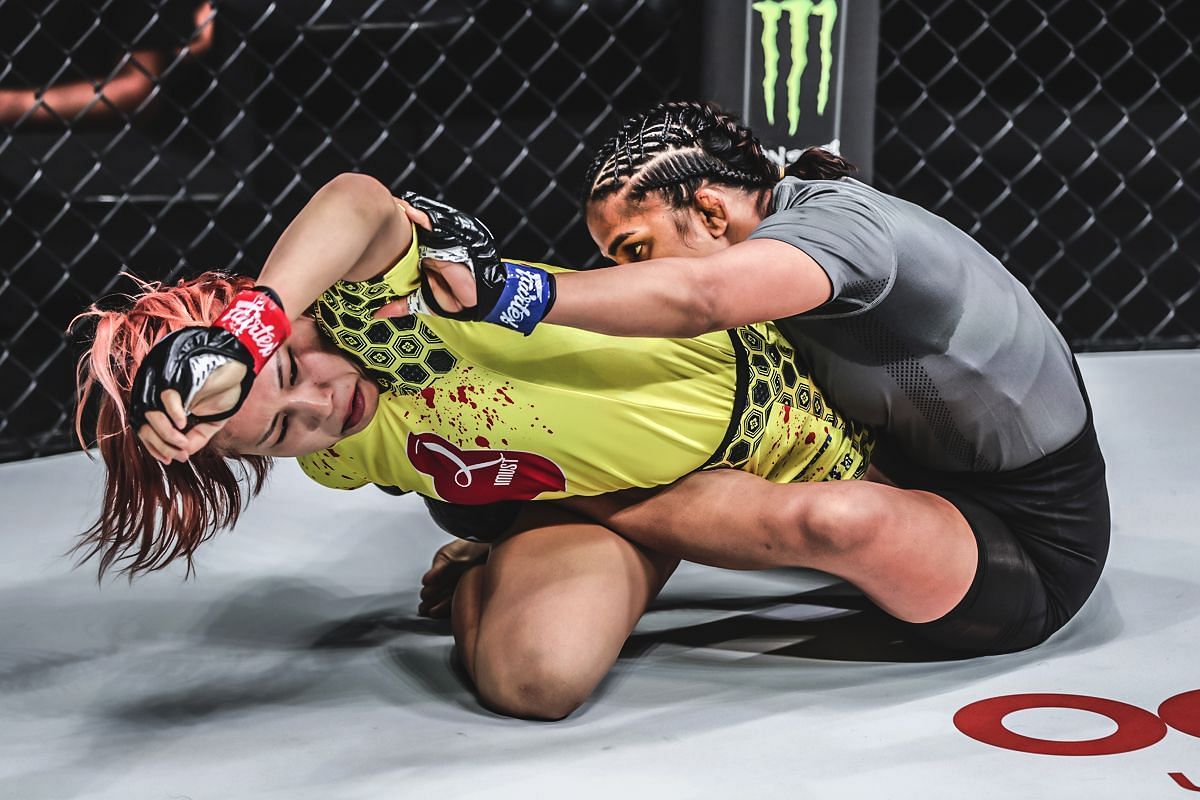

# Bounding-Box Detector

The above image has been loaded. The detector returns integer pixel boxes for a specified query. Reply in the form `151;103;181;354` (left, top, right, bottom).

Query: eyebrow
606;230;635;258
255;355;285;447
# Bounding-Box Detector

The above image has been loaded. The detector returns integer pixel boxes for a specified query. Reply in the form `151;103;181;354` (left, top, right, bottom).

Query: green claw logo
753;0;838;135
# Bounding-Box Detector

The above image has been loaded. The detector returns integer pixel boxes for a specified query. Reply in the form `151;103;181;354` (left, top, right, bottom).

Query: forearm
257;173;411;320
0;50;164;125
541;238;830;338
545;258;720;338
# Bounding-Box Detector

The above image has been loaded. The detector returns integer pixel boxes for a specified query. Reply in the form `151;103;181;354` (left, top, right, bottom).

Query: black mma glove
128;286;290;430
402;193;555;335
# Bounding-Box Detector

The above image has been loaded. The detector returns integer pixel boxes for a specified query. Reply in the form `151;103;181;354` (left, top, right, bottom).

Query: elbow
323;172;394;222
683;264;726;336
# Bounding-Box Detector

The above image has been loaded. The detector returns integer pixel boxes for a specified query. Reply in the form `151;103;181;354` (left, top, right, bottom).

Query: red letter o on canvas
953;693;1168;756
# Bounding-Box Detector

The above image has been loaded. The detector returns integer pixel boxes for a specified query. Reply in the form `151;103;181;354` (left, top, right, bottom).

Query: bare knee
471;641;594;721
767;483;893;564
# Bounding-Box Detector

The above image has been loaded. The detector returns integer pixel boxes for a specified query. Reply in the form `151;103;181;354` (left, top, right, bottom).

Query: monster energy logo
753;0;838;135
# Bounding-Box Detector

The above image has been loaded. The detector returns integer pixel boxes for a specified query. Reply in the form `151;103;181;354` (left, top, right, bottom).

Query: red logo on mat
407;432;566;504
954;690;1200;757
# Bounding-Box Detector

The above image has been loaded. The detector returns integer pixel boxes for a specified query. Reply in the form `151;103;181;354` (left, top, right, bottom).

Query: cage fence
875;0;1199;351
0;0;1196;461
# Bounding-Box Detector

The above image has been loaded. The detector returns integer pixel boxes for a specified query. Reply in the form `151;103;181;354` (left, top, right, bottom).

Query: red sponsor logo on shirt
407;432;566;504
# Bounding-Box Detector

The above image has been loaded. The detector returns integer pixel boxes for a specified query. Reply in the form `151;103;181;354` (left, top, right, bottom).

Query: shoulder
753;178;895;247
749;179;898;317
296;449;368;490
758;178;896;231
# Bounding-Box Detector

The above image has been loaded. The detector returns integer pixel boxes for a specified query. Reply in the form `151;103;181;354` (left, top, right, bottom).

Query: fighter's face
218;317;379;458
585;193;733;265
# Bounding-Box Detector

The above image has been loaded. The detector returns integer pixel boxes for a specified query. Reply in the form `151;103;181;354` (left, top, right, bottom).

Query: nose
286;380;334;423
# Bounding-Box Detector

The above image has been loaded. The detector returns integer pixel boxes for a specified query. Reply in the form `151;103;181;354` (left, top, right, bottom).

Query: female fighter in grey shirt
386;100;1110;656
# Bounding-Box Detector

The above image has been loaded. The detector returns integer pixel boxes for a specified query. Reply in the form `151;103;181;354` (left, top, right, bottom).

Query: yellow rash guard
296;233;873;504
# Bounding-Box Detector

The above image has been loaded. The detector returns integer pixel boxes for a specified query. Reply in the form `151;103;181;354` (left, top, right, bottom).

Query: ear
692;187;730;239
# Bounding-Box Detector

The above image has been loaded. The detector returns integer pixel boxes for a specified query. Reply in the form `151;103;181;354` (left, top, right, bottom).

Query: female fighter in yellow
77;172;871;720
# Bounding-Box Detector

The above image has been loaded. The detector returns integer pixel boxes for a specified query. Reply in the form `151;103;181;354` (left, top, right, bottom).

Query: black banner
701;0;879;181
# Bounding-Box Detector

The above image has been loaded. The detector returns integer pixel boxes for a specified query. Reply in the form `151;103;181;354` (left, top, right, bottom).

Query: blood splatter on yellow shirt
297;232;873;503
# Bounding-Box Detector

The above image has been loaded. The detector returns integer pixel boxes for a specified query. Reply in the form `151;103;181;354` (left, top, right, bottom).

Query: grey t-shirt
749;177;1087;472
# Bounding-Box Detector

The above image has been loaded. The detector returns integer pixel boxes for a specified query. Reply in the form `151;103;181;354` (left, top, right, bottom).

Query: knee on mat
472;644;593;721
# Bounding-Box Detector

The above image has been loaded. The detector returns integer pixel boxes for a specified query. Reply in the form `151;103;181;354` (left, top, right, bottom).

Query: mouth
342;382;365;433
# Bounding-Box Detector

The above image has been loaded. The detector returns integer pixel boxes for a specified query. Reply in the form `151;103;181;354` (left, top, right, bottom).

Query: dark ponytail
784;146;858;181
583;100;855;210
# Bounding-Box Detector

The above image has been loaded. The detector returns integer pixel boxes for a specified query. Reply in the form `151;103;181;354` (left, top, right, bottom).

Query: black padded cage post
701;0;880;181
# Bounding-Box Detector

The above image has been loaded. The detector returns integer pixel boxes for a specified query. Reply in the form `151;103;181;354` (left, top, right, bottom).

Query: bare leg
450;504;678;720
562;469;977;624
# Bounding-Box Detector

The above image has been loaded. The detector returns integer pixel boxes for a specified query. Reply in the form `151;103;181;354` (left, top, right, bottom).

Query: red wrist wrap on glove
213;288;291;373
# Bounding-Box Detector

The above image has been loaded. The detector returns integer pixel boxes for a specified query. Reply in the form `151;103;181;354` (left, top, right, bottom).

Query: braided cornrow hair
583;100;855;210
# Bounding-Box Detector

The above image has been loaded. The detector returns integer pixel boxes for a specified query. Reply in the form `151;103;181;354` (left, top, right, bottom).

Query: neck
725;189;770;243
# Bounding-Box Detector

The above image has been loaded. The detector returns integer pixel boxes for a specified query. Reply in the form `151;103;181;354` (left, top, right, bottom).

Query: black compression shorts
423;497;523;544
876;408;1111;655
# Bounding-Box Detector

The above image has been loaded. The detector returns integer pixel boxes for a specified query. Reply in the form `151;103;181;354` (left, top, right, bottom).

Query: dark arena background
1;0;1197;461
3;3;1200;797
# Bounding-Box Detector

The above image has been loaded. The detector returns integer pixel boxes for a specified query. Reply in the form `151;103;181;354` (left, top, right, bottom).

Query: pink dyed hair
72;271;271;578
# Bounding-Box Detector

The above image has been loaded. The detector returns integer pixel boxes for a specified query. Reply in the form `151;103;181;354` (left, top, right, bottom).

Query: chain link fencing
0;0;699;461
875;0;1199;351
1;0;1197;461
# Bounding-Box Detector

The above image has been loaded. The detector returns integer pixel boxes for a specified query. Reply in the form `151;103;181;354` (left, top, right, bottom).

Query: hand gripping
402;193;555;333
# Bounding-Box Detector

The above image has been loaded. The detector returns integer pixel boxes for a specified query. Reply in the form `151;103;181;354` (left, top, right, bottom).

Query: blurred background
1;0;1196;461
